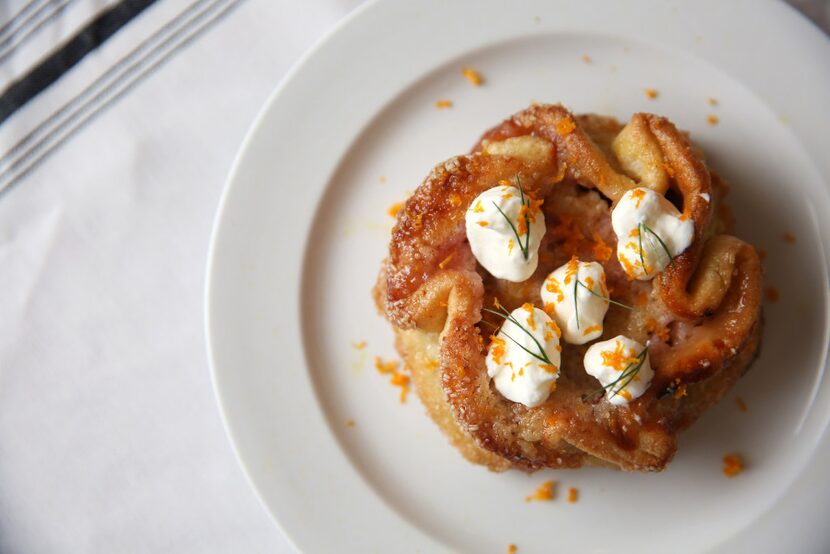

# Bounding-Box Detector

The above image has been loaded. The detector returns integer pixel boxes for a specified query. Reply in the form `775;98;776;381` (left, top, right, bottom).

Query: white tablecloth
0;1;826;552
0;1;360;552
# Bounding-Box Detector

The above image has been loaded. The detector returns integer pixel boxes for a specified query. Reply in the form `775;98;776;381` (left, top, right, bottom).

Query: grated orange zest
722;454;744;477
462;67;483;86
387;202;404;218
525;480;556;502
555;117;576;136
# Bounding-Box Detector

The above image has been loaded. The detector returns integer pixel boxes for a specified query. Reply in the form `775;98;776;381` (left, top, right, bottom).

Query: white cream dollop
583;335;654;406
486;304;561;407
611;187;693;280
540;257;609;345
465;183;545;282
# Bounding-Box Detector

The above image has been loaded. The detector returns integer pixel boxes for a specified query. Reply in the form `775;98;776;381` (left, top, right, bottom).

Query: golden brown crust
374;104;762;472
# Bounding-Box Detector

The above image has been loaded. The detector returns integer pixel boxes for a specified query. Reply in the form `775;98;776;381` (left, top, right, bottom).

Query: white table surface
0;1;826;553
0;1;361;552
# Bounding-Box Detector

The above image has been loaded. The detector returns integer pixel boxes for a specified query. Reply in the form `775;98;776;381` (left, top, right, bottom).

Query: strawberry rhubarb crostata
374;104;762;472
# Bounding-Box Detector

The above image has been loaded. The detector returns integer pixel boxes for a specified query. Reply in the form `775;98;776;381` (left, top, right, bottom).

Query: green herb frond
585;347;649;401
576;280;634;310
636;222;674;274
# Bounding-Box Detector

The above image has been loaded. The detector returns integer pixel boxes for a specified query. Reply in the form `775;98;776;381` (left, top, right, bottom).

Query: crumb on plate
525;480;556;502
462;67;483;86
567;487;579;503
723;454;744;477
374;356;410;403
387;202;403;218
645;88;658;99
736;396;748;412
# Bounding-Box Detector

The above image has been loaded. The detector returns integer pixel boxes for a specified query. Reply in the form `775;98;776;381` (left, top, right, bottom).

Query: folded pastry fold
375;104;762;472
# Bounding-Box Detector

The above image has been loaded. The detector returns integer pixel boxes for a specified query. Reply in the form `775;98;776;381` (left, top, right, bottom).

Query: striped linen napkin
0;0;249;192
0;1;357;552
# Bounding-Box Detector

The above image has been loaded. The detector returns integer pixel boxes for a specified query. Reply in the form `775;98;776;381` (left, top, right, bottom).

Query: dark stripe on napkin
0;0;158;125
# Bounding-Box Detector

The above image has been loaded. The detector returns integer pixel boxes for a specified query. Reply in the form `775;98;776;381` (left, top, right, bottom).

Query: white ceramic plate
206;1;830;552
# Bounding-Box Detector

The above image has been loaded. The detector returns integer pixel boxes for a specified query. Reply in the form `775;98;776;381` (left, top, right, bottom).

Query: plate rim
205;0;830;551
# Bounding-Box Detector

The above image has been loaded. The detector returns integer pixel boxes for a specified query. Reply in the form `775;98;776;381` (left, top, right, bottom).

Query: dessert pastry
374;104;762;472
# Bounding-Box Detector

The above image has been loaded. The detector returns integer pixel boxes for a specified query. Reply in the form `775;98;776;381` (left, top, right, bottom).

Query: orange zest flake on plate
344;419;356;428
581;54;592;64
462;67;483;86
555;117;576;136
374;356;410;403
374;356;398;374
351;340;367;350
567;487;579;503
525;480;556;502
765;287;780;302
435;99;453;109
390;373;410;403
722;453;744;477
387;201;404;218
706;114;719;126
757;248;768;261
644;87;658;99
736;396;748;412
507;544;518;554
707;97;719;106
783;232;797;244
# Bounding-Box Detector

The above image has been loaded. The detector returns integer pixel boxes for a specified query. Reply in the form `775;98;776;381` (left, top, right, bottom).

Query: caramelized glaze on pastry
374;104;762;472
